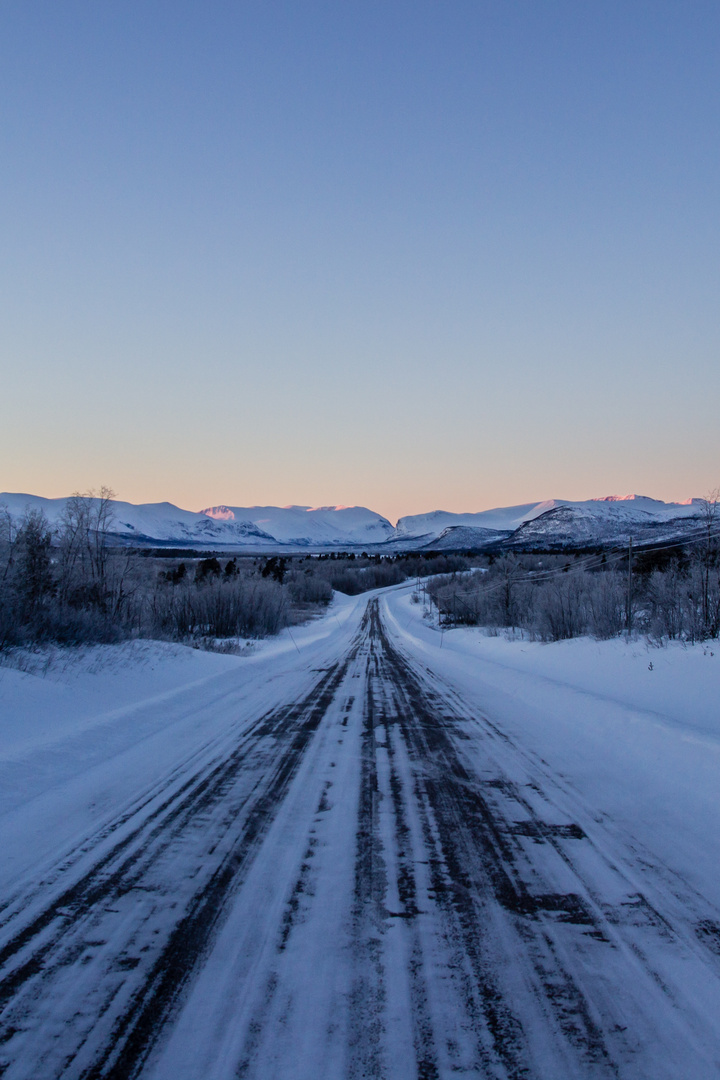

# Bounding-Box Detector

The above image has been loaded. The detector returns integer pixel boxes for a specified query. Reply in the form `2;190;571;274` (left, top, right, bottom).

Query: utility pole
626;536;633;637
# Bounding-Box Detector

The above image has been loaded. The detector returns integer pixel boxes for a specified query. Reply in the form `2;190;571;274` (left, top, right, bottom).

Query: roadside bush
645;565;687;641
286;567;333;605
426;550;720;644
0;495;148;648
150;577;289;640
586;572;626;639
533;574;588;642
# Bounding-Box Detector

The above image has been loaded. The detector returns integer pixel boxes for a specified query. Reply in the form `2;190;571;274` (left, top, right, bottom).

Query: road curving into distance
1;594;719;1079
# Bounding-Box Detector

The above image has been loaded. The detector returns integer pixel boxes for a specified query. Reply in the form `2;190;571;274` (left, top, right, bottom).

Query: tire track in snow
0;650;357;1080
373;597;720;1078
365;599;609;1076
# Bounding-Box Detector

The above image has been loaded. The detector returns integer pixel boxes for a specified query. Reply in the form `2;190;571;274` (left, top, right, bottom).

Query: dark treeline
0;492;301;648
0;493;472;651
427;538;720;643
0;490;139;648
314;551;470;595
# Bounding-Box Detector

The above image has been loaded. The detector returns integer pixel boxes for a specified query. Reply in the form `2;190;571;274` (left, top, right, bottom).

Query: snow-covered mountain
0;494;276;547
422;526;514;551
200;505;395;546
397;496;699;542
395;502;560;542
401;496;704;550
0;492;706;551
503;497;704;550
0;494;394;549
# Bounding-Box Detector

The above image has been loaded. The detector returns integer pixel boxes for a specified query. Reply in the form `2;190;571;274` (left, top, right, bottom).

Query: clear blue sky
1;1;718;521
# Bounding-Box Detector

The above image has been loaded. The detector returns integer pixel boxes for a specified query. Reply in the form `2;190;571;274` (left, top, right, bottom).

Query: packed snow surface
1;588;720;1078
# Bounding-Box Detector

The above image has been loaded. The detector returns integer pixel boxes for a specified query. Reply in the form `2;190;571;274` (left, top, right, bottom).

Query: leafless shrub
533;574;589;641
150;576;289;641
286;566;333;605
0;493;137;649
586;572;626;639
427;548;720;644
645;565;687;641
328;563;406;595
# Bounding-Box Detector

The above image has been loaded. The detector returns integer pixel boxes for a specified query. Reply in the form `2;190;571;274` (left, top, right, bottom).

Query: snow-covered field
1;586;719;1078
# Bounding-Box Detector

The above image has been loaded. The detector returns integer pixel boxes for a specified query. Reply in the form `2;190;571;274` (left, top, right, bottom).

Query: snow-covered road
1;593;720;1079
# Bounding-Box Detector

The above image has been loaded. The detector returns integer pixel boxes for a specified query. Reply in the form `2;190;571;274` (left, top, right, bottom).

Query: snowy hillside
395;502;548;539
425;526;517;550
504;497;704;550
398;495;699;541
401;495;703;550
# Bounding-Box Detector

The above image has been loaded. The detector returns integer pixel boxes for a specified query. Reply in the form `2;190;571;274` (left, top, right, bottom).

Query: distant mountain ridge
0;494;395;549
199;504;395;545
0;492;707;552
395;496;704;550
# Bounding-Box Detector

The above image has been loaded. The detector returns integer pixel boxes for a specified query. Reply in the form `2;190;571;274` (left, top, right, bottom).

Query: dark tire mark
363;598;614;1076
0;648;358;1080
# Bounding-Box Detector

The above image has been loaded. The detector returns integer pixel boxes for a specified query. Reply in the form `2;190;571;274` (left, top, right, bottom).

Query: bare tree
698;489;719;633
0;505;14;587
57;487;116;607
90;485;116;589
